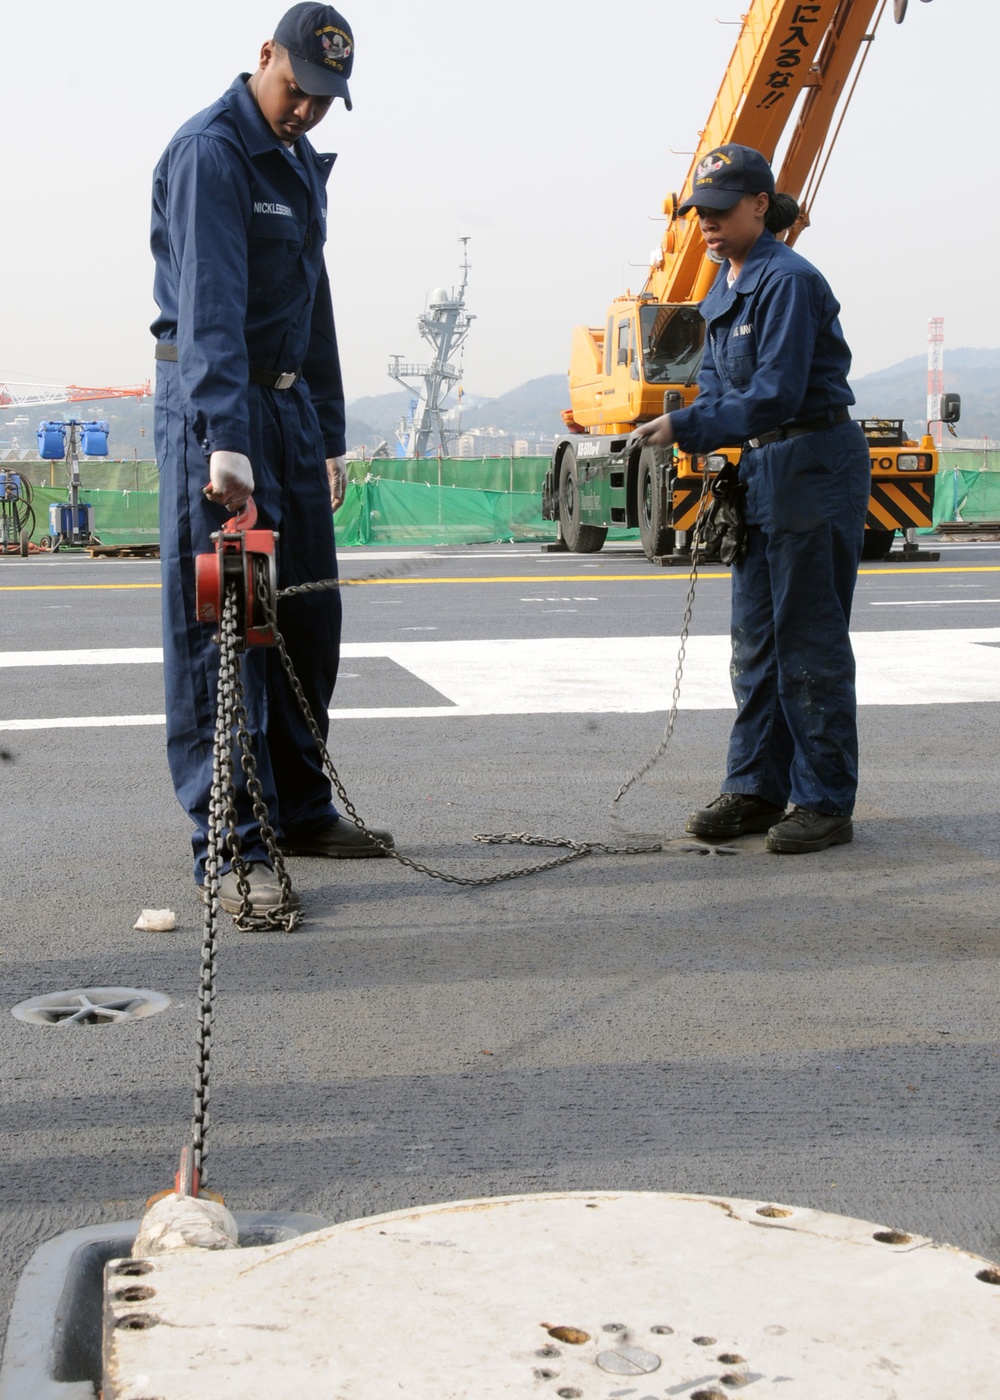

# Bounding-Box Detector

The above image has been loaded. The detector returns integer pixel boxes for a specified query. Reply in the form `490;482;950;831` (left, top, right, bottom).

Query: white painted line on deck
2;714;166;730
330;629;1000;717
2;628;998;730
0;647;163;668
869;599;1000;607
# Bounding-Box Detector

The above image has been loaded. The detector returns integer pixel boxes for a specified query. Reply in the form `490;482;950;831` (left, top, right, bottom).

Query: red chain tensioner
194;497;278;649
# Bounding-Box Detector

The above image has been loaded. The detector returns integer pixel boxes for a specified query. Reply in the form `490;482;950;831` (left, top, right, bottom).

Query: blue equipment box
49;502;94;538
0;471;25;500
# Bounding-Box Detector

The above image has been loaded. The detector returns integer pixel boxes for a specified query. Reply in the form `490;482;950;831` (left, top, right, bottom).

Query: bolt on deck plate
12;987;170;1026
103;1190;1000;1398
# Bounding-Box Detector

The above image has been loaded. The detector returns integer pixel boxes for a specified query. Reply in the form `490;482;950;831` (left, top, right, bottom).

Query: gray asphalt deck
2;543;998;1351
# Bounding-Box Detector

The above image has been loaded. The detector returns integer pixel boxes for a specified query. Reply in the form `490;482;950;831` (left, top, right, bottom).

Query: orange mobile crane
542;0;957;564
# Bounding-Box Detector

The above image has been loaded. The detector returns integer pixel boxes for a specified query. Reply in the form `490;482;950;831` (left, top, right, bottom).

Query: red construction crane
0;378;150;409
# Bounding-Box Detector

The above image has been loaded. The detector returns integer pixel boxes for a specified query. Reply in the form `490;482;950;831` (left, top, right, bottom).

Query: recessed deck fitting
11;986;170;1026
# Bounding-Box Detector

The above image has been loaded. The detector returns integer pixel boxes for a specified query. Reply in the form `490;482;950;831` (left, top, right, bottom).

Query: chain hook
195;494;278;650
228;497;258;531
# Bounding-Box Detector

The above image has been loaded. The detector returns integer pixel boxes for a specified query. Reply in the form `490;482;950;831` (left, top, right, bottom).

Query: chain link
277;553;434;600
192;572;301;1189
610;467;715;819
264;581;663;884
190;478;717;1182
273;473;721;875
192;588;236;1187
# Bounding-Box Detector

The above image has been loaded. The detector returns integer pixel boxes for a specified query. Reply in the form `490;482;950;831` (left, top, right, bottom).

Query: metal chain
189;481;718;1184
277;554;437;601
192;574;301;1189
192;587;238;1187
263;576;663;886
270;469;721;875
225;596;300;933
610;467;716;819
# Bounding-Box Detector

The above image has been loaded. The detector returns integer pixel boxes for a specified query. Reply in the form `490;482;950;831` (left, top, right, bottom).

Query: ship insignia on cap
317;26;352;69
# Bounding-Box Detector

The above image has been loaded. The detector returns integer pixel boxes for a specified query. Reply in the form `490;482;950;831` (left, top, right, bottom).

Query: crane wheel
637;447;674;560
558;446;607;554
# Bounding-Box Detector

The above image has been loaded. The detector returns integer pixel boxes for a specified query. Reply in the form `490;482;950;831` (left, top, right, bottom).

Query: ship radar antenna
386;239;475;459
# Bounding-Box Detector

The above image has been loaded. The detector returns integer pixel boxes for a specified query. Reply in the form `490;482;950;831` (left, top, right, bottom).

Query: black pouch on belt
705;460;748;566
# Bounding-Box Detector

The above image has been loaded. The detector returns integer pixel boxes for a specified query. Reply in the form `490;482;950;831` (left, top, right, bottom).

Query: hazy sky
1;0;993;404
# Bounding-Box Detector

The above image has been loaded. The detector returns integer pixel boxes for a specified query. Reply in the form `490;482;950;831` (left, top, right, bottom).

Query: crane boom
0;380;150;410
646;0;884;307
774;0;887;233
542;0;949;567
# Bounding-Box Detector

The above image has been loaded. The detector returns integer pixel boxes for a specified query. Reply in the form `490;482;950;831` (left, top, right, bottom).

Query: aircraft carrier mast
388;238;474;458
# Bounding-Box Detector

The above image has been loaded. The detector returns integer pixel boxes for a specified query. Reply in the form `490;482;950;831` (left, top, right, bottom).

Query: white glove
205;451;254;509
327;455;347;512
629;415;675;451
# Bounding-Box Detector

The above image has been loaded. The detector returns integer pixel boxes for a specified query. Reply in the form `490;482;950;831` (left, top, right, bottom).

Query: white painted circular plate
104;1191;1000;1398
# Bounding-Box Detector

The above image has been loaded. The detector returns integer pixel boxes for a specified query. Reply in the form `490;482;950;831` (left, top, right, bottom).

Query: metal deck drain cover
12;986;170;1026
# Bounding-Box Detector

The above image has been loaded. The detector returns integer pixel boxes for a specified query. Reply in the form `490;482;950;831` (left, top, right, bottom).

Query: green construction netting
9;480;572;549
13;456;545;494
353;455;551;493
6;458;636;549
6;454;999;549
933;453;1000;527
17;486;160;546
13;461;160;492
332;476;629;546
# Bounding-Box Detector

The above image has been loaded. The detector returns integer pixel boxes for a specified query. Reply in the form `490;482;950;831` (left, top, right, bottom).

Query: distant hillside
345;391;410;449
343;377;568;451
345;358;1000;450
457;375;569;436
6;354;997;459
849;348;1000;442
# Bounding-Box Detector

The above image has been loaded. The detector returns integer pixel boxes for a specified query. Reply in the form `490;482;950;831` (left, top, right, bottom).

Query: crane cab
543;299;739;563
566;299;704;433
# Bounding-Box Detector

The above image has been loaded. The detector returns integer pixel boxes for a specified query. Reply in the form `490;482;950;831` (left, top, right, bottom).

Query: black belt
154;342;301;390
744;407;851;449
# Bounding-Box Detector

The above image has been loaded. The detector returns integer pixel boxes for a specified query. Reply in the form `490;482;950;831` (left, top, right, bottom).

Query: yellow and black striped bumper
670;481;709;532
867;478;935;532
671;476;935;534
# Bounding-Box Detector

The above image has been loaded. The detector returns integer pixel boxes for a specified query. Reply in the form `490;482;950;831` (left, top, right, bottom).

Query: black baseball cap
273;3;354;108
678;144;775;213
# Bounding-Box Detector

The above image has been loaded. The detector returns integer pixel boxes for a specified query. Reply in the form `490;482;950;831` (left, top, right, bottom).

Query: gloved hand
205;451;254;509
628;414;675;452
327;455;347;513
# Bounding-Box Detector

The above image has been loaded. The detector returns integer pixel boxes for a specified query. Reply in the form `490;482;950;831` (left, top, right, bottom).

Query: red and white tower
927;316;944;448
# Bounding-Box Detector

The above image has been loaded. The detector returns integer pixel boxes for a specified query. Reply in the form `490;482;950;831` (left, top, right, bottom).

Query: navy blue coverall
151;74;345;881
670;230;871;816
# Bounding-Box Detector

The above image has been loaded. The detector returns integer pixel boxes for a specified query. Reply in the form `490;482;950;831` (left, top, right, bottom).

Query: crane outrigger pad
103;1190;1000;1397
